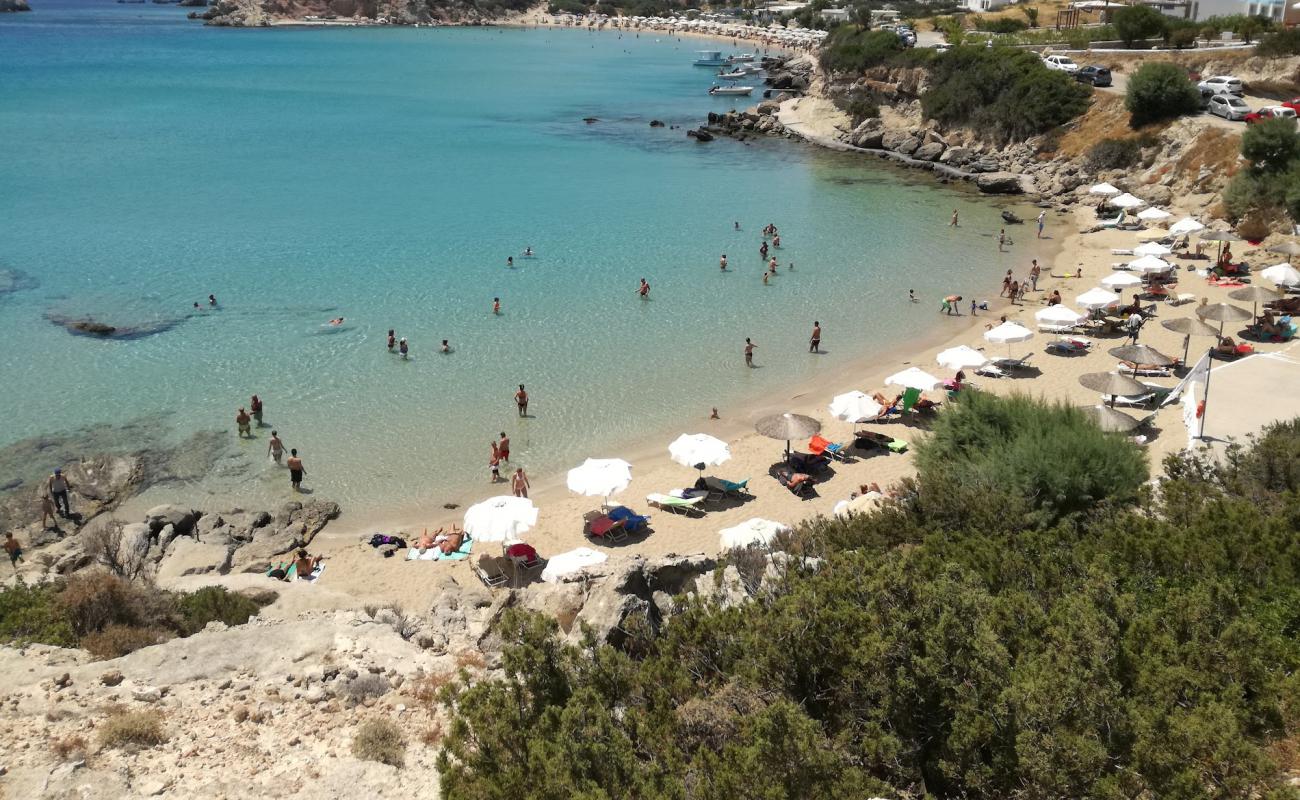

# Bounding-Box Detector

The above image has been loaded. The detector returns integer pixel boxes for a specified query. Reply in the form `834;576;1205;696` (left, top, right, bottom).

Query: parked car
1281;97;1300;113
1207;94;1251;121
1074;66;1112;87
933;42;953;52
1198;75;1244;96
1043;55;1080;74
1245;105;1298;124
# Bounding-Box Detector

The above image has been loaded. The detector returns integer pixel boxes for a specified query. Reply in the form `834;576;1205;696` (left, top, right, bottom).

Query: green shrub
818;26;933;73
1085;137;1143;171
353;718;405;767
1021;6;1039;26
1169;26;1199;48
0;582;75;648
99;710;168;749
1125;61;1200;126
174;586;264;635
1114;4;1167;46
976;17;1027;33
82;624;165;660
1257;27;1300;57
922;47;1090;143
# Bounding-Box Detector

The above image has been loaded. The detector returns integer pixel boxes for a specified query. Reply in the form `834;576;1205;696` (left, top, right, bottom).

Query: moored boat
709;84;753;96
693;50;729;67
717;69;748;81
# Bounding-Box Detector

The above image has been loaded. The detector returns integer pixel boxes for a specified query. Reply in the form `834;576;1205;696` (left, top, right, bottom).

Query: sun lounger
703;477;749;499
475;554;508;587
808;435;849;461
787;451;831;474
852;430;908;453
994;353;1033;370
647;492;705;515
770;464;815;496
1117;362;1172;377
975;363;1007;378
586;513;627;543
1104;392;1156;407
1046;337;1091;356
1038;323;1084;334
1110;248;1135;256
609;505;650;533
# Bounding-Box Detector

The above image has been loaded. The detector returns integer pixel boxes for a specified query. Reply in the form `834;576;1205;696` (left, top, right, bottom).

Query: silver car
1207;94;1250;121
1198;75;1244;96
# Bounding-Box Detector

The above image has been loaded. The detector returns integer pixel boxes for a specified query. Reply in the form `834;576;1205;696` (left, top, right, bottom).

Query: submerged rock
0;0;31;10
45;311;183;340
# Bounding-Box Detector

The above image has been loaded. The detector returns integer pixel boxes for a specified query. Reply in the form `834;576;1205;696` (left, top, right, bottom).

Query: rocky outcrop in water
45;311;183;339
0;0;31;11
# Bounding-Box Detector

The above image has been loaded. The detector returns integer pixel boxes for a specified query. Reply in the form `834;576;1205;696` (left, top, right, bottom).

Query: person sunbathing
438;526;465;555
1215;336;1237;357
416;529;439;551
294;548;321;579
1260;312;1281;338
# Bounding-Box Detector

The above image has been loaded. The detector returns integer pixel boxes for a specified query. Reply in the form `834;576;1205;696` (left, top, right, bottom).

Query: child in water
399;338;409;359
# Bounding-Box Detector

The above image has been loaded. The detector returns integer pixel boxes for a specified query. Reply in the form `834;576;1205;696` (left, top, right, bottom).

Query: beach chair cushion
608;506;650;531
647;493;703;513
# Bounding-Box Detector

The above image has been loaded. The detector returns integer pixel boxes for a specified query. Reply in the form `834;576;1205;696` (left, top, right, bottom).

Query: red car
1245;106;1298;124
1281;98;1300;113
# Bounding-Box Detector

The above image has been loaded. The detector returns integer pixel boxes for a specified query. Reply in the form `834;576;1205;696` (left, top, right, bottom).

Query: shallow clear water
0;3;1025;512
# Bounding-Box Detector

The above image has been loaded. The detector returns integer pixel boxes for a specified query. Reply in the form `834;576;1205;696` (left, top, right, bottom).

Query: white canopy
1261;263;1300;287
1077;287;1121;309
983;321;1035;344
1035;305;1087;326
1089;182;1122;195
668;433;731;469
566;458;633;500
1169;217;1205;235
1110;193;1146;209
1137;207;1173;221
463;496;538;542
828;391;884;423
1134;241;1172;256
719;517;790;549
833;492;883;518
540;547;608;583
884;367;945;391
935;345;991;371
1101;271;1143;288
1128;254;1173;274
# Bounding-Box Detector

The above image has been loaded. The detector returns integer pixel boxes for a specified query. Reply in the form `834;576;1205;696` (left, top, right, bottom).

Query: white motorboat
709;84;753;96
726;53;756;63
717;68;748;81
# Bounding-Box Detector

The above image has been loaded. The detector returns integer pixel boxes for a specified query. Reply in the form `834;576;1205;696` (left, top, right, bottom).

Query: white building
965;0;1012;11
820;7;850;21
1157;0;1285;21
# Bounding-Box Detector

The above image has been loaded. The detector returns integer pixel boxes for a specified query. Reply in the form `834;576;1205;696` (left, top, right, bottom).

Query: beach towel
405;538;474;562
302;564;325;582
901;387;921;414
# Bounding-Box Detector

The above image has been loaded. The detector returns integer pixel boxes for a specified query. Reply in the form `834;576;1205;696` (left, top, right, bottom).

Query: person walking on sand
511;467;530;498
1008;280;1020;305
720;254;728;271
744;337;756;367
809;321;821;353
268;430;285;465
47;469;72;518
498;432;511;463
236;407;252;438
5;532;22;571
493;297;501;315
998;229;1007;252
950;210;959;227
515;384;529;417
286;449;305;492
250;394;263;426
1000;270;1013;297
1029;259;1041;291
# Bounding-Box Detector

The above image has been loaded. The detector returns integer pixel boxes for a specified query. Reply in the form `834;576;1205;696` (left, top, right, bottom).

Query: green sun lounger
647;493;705;515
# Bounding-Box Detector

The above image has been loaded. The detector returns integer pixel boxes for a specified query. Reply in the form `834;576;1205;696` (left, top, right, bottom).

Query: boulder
880;129;912;151
914;141;945;161
145;504;200;537
570;585;654;647
894;136;921;156
855;131;884;149
0;0;30;12
939;146;972;166
975;172;1025;194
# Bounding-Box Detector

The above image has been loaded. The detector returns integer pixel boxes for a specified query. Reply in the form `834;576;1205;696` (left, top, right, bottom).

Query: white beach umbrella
828;391;885;423
935;345;991;371
566;458;633;505
884;367;945;391
719;517;790;549
540;547;608;583
833;492;883;518
1169;216;1205;235
1076;287;1120;309
1261;263;1300;287
1109;193;1146;209
668;433;731;471
1101;271;1143;289
463;495;538;542
1133;241;1172;256
1137;207;1173;221
1089;182;1122;195
1127;254;1172;274
984;321;1035;358
1035;305;1086;326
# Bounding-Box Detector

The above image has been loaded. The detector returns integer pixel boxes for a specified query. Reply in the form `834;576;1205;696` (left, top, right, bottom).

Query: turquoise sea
0;2;1030;514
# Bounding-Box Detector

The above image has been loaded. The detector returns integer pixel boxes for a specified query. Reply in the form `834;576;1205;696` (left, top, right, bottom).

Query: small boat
717;69;748;81
709;85;753;97
693;50;729;67
583;117;600;124
687;129;714;142
726;53;756;63
1001;210;1023;224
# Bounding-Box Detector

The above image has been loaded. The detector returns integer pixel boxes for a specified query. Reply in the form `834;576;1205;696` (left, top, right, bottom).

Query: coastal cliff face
0;0;32;11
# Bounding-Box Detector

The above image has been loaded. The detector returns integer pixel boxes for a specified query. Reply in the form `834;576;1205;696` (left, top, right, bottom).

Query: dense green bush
0;574;274;659
1084;136;1143;171
1113;4;1168;47
1168;25;1199;48
819;26;932;73
1257;27;1300;57
1243;117;1300;173
976;17;1027;33
1124;61;1200;126
921;47;1090;142
437;409;1300;800
1226;117;1300;224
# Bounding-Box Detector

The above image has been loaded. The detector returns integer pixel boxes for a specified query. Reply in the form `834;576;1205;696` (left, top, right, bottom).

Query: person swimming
523;247;534;257
440;339;450;353
507;256;513;268
328;317;344;326
399;338;408;359
387;330;396;351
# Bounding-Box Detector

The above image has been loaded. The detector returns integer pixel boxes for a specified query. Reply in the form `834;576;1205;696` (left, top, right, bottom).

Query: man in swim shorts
498;432;510;463
236;408;252;438
515;385;529;417
287;449;305;492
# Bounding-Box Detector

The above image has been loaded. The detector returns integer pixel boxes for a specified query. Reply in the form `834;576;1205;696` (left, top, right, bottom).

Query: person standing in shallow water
236;407;252;438
287;449;305;492
720;254;728;271
267;430;285;465
511;467;530;498
809;321;821;353
744;337;756;367
515;384;529;417
387;330;396;351
250;395;263;426
493;297;501;315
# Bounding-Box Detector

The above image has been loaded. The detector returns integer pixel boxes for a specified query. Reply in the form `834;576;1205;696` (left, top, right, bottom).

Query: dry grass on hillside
1054;93;1152;159
1172;126;1243;182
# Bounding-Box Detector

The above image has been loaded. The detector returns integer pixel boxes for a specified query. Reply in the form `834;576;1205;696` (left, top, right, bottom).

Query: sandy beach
243;191;1300;617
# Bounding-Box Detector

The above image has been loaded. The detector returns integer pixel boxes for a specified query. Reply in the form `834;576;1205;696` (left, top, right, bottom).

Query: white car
1043;55;1079;74
1198;75;1244;95
1207;94;1250;121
